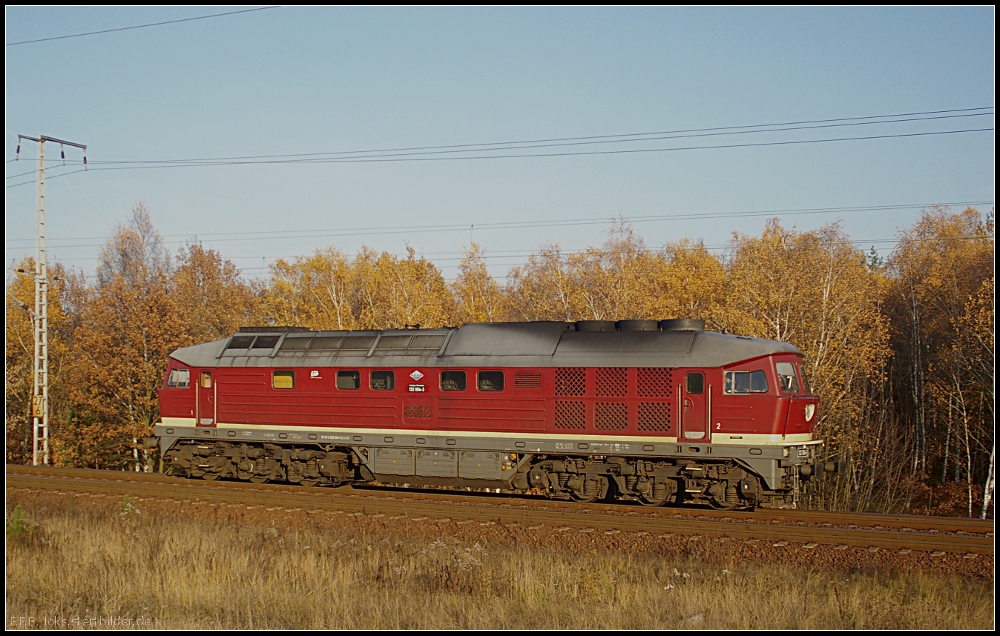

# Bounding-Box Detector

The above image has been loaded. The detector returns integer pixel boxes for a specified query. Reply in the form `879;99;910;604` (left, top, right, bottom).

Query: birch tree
452;243;507;324
65;204;185;470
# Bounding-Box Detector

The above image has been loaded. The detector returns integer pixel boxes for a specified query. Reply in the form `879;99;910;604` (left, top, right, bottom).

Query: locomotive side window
477;370;504;392
310;336;344;350
685;372;704;394
337;370;361;390
272;370;295;389
371;370;395;390
341;335;376;351
441;370;466;391
226;335;254;349
167;368;190;388
724;370;768;394
409;335;446;351
252;335;280;349
374;335;411;351
279;335;314;351
200;371;213;389
775;362;800;393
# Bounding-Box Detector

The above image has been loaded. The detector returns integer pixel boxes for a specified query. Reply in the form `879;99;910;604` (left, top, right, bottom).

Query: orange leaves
262;245;454;331
174;243;260;343
505;220;662;322
5;260;80;465
649;239;727;326
452;243;506;324
60;205;187;467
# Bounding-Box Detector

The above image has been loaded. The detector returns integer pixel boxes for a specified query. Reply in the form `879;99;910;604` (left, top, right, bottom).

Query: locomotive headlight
804;403;816;422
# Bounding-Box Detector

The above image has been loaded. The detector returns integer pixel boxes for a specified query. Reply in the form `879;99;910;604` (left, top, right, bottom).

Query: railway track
6;465;994;556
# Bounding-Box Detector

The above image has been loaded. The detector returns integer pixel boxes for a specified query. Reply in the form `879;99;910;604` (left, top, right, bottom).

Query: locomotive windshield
775;362;800;393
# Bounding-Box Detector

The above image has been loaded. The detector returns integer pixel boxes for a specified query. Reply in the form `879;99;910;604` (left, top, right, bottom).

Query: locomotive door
679;372;707;440
197;370;216;427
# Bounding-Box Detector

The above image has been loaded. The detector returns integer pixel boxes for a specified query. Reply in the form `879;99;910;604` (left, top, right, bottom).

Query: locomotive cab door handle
683;397;693;413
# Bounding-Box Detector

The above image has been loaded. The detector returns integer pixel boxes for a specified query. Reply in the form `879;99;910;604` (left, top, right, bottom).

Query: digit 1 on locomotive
151;319;843;509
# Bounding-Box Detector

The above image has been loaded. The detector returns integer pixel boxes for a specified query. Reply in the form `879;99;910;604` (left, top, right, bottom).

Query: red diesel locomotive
152;319;839;509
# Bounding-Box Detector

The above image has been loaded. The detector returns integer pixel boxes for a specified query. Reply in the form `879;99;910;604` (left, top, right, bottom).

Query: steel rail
7;471;992;556
7;465;993;534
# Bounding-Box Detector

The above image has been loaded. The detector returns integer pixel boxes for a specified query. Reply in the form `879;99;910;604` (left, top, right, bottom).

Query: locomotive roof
168;321;802;369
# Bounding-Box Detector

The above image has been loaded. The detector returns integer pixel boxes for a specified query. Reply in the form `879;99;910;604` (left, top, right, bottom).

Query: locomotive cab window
724;370;768;394
200;371;213;389
775;362;800;393
167;368;190;388
477;370;504;392
799;364;812;394
337;370;361;390
441;370;466;391
370;370;395;390
685;372;704;395
272;370;295;389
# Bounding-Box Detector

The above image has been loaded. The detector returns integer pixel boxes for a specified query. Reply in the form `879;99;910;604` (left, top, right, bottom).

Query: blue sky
5;7;994;282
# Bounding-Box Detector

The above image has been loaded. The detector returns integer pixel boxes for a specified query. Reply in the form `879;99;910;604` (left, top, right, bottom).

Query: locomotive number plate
408;384;426;392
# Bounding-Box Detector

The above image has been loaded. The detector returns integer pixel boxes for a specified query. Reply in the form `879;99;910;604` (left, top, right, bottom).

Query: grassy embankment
5;498;994;630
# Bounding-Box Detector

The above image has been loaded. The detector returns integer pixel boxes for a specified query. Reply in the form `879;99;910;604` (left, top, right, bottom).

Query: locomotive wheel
201;473;220;481
299;479;319;487
570;476;604;503
249;475;270;484
639;493;668;507
638;480;672;507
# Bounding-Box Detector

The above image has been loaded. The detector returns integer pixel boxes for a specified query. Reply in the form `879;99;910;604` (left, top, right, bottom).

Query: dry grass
5;498;994;630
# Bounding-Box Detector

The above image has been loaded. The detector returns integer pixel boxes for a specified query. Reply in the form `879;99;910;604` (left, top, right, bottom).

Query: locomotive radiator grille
403;404;432;419
554;400;586;429
555;368;586;396
594;402;628;430
514;372;542;389
638;402;672;432
638;368;674;397
596;367;627;397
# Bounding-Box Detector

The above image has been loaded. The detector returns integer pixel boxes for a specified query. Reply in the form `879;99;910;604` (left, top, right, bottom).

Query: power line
65;106;1000;165
65;108;1000;167
8;107;990;174
6;200;992;249
6;164;80;181
5;127;993;190
7;107;993;188
5;7;280;47
42;234;991;284
6;168;86;189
